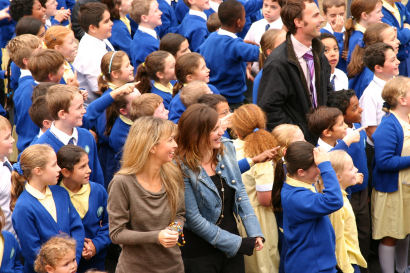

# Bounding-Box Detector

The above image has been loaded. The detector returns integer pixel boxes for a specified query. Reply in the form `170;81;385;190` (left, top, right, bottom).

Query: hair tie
383;101;391;110
12;162;23;175
108;51;117;74
259;47;263;54
253;128;259;133
142;62;146;68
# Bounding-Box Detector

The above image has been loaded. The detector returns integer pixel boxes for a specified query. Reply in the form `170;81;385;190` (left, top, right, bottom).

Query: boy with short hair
177;0;210;52
244;0;283;45
320;0;347;72
29;96;53;144
359;42;400;146
73;2;114;101
0;116;15;235
130;0;162;69
199;0;259;107
6;35;41;152
34;84;104;185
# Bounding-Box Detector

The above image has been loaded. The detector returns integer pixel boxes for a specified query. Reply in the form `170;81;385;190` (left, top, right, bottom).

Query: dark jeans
183;251;244;273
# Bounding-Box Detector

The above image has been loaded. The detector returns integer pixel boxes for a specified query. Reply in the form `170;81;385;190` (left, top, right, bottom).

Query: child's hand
79;88;88;101
67;72;79;87
0;7;10;21
313;147;330;165
355;173;364;185
343;126;366;146
251;146;280;164
54;7;71;22
110;82;140;99
158;229;179;248
331;15;344;33
255;237;264;251
82;238;97;260
246;62;254;81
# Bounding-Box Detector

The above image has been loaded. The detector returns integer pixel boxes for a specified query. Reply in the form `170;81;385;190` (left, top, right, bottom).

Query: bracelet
167;221;186;246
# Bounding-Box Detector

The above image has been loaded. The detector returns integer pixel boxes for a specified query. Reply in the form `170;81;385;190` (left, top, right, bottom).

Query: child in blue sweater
136;50;176;109
177;0;210;52
11;144;84;273
0;208;23;272
129;0;162;69
199;0;260;106
372;76;410;273
34;84;105;185
272;141;343;273
57;145;110;272
159;33;191;59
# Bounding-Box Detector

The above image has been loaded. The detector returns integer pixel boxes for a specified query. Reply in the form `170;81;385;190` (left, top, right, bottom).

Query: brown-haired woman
177;104;264;273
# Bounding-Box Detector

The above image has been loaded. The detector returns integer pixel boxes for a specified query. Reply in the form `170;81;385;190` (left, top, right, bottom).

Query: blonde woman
107;117;185;273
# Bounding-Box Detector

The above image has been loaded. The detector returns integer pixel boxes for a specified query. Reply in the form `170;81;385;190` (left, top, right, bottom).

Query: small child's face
344;95;362;124
338;155;358;189
56;32;77;62
32;0;46;23
0;128;14;158
190;58;210;83
322;37;339;71
153;102;169;119
93;10;113;40
363;2;383;24
379;49;400;79
144;0;162;28
116;55;135;83
65;93;86;128
45;0;58;17
324;5;345;27
68;153;91;185
381;27;400;54
329;115;347;140
215;101;230;118
160;55;176;82
175;40;191;59
47;250;77;273
41;153;61;186
262;0;281;23
190;0;210;11
120;0;133;15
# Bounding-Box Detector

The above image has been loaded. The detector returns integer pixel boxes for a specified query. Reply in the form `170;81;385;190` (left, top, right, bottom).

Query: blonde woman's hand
158;229;179;248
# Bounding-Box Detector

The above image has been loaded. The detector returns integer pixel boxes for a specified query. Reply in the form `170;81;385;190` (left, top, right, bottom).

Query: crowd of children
0;0;409;271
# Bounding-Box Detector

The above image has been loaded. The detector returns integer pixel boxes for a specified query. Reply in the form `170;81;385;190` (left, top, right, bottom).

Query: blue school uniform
236;0;263;39
199;31;259;103
347;123;368;193
34;128;104;186
63;182;110;272
12;186;85;273
151;83;173;109
56;0;74;11
0;231;23;273
177;13;209;52
348;67;373;99
347;30;364;64
382;2;410;76
130;30;159;70
13;75;39;152
82;91;114;130
168;93;185;124
109;20;132;57
9;62;20;92
174;0;214;23
0;104;5;117
253;68;263;104
320;28;347;73
156;0;179;38
281;161;343;273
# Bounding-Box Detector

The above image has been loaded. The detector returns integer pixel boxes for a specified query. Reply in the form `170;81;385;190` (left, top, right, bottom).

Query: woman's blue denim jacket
181;138;263;258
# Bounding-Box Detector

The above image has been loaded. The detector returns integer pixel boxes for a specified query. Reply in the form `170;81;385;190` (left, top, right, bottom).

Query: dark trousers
183;251;244;273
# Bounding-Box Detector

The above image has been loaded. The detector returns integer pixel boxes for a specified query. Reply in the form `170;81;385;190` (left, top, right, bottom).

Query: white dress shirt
244;17;283;45
49;123;79;145
330;68;349;91
0;157;15;235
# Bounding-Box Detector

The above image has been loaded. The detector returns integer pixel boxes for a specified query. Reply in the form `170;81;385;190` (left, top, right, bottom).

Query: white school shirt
188;9;207;21
0;157;15;235
330;68;348;91
49;123;79;145
244;17;283;45
73;33;114;100
317;137;334;152
138;25;158;39
359;75;387;146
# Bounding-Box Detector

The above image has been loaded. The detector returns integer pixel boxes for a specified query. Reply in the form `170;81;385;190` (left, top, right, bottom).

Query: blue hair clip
12;162;23;175
253;128;259;133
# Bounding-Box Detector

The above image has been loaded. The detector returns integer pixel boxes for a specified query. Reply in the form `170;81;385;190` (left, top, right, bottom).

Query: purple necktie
303;51;317;108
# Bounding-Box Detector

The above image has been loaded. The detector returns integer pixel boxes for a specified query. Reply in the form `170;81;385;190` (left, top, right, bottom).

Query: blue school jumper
0;0;14;50
0;105;5;117
320;28;347;73
108;116;131;180
169;93;185;124
372;113;410;192
34;128;104;186
199;32;259;103
12;186;85;273
151;84;172;109
236;0;263;39
64;182;110;272
109;20;132;57
347;30;364;64
82;91;114;130
130;30;159;70
0;231;23;273
174;0;214;23
348;67;373;99
13;75;39;152
56;0;74;11
177;14;209;52
156;0;179;38
347;123;368;193
382;3;410;76
281;161;343;273
253;68;263;104
9;62;20;92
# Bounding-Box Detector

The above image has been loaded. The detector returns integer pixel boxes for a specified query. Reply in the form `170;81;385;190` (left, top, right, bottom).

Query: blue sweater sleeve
68;198;85;263
286;161;343;222
233;39;260;62
90;186;110;254
238;158;251;173
82;93;114;129
190;27;209;52
330;139;349;152
109;21;133;57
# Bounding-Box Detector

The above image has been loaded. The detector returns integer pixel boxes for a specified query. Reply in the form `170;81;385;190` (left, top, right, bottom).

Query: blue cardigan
347;30;364;64
12;186;85;273
347;123;368;193
156;0;179;38
177;14;209;52
199;32;259;103
130;30;159;70
0;231;23;273
65;182;110;272
382;2;410;76
109;20;132;57
372;113;410;192
281;161;343;273
151;84;172;109
34;128;104;185
348;67;374;99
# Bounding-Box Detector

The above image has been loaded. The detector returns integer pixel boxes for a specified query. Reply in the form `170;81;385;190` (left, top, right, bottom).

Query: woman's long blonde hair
118;116;183;221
